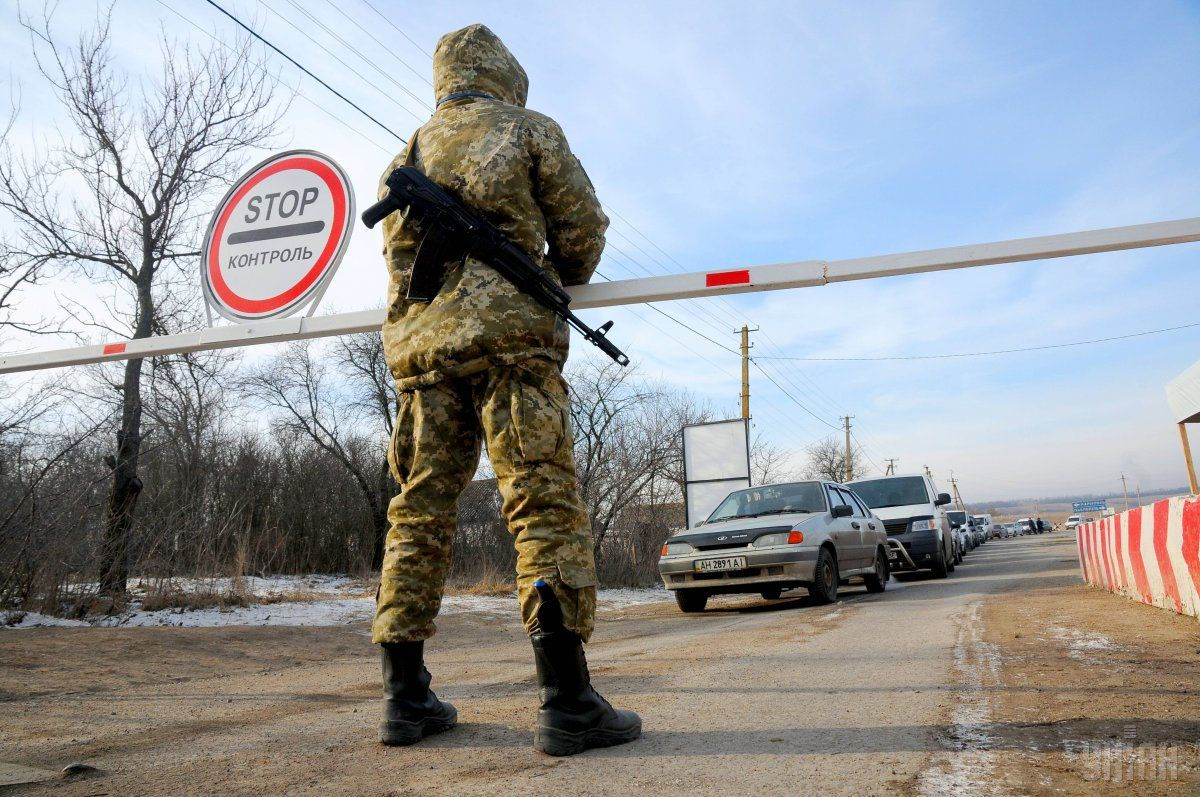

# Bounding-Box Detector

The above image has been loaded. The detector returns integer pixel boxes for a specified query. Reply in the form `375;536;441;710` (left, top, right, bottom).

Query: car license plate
695;556;747;573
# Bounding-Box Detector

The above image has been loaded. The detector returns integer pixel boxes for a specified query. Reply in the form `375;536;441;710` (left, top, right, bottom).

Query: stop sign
201;150;355;322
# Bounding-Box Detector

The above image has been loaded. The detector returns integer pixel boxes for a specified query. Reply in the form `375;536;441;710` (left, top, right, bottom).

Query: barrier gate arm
2;215;1198;375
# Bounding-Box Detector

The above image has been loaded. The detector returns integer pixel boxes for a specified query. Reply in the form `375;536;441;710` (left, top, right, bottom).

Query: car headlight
661;542;694;557
754;530;806;547
910;519;938;532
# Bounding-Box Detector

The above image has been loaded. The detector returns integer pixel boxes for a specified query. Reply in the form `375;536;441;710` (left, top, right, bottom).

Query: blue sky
2;0;1199;501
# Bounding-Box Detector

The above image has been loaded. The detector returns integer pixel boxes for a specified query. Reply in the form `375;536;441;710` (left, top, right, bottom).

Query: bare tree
750;433;799;486
242;340;392;570
803;436;865;482
0;8;285;596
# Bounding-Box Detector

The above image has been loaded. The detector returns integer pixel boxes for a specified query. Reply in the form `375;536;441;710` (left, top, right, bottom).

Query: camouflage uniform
372;24;608;645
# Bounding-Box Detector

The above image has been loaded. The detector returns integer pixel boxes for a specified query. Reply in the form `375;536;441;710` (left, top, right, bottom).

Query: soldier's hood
433;24;529;108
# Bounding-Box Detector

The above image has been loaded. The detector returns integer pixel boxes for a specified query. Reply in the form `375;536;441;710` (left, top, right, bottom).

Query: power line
359;0;433;58
254;0;427;121
591;275;740;357
201;0;407;144
321;0;434;88
154;0;394;156
749;359;840;430
277;0;432;112
851;431;883;475
755;321;1200;362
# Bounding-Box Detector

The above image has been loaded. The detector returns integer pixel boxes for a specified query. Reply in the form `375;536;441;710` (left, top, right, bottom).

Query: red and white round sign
201;150;355;322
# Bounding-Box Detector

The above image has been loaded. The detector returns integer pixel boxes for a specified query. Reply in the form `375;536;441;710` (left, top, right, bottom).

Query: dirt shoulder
979;535;1200;794
4;534;1198;796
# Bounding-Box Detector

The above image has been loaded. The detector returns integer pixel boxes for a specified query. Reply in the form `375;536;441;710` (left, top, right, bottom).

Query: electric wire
200;0;409;143
749;359;841;431
154;0;394;156
755;321;1200;361
280;0;433;113
850;432;884;475
321;0;434;88
358;0;433;58
252;0;427;122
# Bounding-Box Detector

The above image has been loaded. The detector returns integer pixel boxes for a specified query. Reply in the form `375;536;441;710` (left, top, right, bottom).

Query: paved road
0;534;1127;796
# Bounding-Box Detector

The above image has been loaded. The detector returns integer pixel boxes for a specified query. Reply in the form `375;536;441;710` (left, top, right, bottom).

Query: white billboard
1166;358;1200;424
682;418;750;527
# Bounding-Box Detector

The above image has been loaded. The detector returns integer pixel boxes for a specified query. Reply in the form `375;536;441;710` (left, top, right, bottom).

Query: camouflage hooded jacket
378;24;609;390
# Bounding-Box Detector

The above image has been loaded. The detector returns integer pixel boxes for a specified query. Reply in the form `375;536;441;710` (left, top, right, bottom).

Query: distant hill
970;486;1190;522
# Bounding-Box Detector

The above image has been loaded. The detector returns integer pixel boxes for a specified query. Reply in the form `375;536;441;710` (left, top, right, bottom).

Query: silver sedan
658;480;890;612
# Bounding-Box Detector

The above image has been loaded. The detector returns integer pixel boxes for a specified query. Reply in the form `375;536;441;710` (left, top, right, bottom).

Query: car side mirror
831;504;853;518
936;493;951;506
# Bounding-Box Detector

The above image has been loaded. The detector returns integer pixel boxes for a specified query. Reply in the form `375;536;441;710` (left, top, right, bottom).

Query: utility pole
1120;474;1130;512
924;465;933;479
842;415;854;481
949;472;966;511
737;325;758;420
1136;484;1142;507
884;458;898;476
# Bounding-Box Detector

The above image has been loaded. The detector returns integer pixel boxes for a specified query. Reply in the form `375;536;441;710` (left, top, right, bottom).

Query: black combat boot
529;581;641;756
379;641;457;746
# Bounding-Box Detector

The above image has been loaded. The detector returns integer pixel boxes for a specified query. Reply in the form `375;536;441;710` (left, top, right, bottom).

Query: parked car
995;523;1012;539
1015;517;1039;535
657;480;891;612
973;514;994;541
946;510;976;556
1065;515;1082;531
846;473;955;578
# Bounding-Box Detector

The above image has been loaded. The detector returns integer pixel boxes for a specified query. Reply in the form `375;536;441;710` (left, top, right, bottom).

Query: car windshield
848;476;930;508
707;482;826;523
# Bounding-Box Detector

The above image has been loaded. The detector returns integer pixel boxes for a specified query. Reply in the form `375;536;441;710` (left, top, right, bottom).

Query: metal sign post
1;214;1199;374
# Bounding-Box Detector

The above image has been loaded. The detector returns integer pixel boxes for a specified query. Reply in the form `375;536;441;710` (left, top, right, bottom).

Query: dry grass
256;586;375;604
444;573;515;597
139;588;250;612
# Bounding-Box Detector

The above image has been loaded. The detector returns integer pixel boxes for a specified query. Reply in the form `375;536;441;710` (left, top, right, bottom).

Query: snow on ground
1047;625;1127;665
3;581;673;630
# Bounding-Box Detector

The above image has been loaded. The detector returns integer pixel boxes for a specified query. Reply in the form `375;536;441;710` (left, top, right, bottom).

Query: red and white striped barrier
1076;496;1200;619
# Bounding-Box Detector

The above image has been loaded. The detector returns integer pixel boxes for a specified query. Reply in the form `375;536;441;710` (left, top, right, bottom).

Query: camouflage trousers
372;357;597;644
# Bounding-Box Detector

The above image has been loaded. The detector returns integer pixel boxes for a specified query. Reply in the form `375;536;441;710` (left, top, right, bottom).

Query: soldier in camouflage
372;24;641;756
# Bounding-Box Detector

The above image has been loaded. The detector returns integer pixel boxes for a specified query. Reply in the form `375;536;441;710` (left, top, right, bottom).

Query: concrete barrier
1076;496;1200;619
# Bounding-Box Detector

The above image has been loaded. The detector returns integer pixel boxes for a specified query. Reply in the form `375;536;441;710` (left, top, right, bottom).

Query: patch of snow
1047;625;1126;664
917;602;1003;797
595;587;674;608
3;611;90;629
3;587;672;629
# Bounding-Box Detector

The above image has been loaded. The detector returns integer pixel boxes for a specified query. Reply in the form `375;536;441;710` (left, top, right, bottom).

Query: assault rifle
361;167;629;366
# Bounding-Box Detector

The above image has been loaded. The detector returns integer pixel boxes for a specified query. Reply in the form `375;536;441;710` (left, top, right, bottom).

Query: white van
847;473;956;578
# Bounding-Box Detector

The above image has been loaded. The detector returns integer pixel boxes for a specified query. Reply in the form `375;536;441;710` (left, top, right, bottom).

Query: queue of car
658;472;1006;613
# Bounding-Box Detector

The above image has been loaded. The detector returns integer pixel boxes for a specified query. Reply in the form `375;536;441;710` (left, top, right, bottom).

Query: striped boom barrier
1075;496;1200;619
